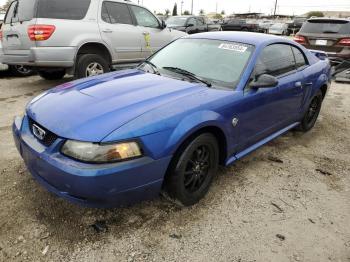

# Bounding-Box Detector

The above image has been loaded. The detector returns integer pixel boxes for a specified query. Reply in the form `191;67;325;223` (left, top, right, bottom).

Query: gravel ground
0;72;349;262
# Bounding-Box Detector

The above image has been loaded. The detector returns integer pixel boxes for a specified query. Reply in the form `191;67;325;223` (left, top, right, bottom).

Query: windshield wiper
140;60;160;75
162;66;212;87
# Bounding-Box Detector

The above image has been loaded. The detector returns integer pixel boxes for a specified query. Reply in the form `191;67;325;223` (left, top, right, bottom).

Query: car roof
307;17;350;22
186;32;292;46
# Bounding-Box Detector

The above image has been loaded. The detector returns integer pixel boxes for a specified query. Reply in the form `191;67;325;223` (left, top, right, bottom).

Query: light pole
273;0;278;17
191;0;194;15
181;0;184;15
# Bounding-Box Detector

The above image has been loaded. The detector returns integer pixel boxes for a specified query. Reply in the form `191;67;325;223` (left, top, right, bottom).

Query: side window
130;5;159;28
257;44;296;77
4;1;18;24
102;2;133;25
37;0;91;20
292;46;308;69
187;17;196;26
197;17;204;26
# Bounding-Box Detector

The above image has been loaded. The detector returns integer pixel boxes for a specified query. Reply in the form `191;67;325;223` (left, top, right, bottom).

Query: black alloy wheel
184;145;211;193
297;90;323;132
165;133;219;206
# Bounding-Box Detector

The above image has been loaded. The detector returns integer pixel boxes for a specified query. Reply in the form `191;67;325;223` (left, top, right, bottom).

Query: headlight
61;140;142;163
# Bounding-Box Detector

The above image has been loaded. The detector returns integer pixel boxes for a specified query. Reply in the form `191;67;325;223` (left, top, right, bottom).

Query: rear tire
75;54;110;79
165;133;219;206
38;69;66;80
297;90;323;132
9;65;34;77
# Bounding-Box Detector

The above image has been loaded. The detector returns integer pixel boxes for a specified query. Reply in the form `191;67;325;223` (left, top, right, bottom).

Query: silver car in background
268;23;289;36
0;0;186;79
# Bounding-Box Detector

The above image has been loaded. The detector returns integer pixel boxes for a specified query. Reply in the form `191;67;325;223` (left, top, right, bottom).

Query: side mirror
249;74;279;89
186;23;194;28
161;20;167;29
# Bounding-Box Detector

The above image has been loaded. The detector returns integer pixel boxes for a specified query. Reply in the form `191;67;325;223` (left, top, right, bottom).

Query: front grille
28;118;58;147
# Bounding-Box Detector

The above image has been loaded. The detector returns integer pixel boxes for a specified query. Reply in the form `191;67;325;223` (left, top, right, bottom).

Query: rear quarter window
300;20;350;34
37;0;91;20
292;46;308;69
257;44;296;77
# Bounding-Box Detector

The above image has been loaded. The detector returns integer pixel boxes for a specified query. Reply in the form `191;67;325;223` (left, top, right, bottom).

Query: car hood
27;69;206;142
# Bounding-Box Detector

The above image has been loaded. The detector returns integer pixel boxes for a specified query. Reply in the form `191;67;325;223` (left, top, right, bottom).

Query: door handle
304;82;313;87
102;29;113;33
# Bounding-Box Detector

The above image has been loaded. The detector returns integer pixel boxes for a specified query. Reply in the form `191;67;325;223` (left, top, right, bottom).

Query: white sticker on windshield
218;43;248;52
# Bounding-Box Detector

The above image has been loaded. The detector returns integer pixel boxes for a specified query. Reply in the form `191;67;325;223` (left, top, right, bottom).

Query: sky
1;0;350;16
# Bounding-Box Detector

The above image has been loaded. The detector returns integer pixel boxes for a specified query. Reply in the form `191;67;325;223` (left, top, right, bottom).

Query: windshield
166;16;187;26
300;20;350;34
148;38;254;89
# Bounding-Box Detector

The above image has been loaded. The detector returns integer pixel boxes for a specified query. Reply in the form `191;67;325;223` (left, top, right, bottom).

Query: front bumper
0;47;76;68
12;116;172;208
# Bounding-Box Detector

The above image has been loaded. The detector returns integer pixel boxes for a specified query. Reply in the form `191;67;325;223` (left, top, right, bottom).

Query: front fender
137;110;229;160
166;110;227;155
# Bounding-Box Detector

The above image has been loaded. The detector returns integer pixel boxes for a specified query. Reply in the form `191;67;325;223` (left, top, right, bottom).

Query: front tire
165;133;219;206
297;91;323;132
75;54;110;79
38;69;66;80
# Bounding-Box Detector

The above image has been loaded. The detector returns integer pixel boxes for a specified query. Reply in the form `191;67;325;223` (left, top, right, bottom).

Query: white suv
0;0;186;79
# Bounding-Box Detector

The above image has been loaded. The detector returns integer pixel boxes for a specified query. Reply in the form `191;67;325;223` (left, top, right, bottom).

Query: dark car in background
221;19;258;32
166;16;221;34
287;17;307;35
294;18;350;64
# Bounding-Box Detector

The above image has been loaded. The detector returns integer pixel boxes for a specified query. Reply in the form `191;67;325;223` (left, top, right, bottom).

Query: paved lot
0;72;349;262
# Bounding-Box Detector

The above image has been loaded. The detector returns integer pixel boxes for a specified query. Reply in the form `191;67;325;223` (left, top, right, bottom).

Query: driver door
235;44;300;153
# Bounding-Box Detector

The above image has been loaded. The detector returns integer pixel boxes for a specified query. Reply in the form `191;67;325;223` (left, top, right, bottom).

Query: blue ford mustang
13;32;331;207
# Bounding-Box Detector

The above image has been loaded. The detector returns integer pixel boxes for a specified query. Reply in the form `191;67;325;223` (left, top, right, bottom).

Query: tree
1;0;12;11
306;11;324;18
199;9;205;15
172;3;178;16
183;10;190;15
214;14;223;19
221;10;226;15
165;9;170;16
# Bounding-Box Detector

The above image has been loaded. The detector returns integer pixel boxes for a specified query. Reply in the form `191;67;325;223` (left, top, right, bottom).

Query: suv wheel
165;133;219;206
9;65;34;77
75;54;110;79
38;69;66;80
